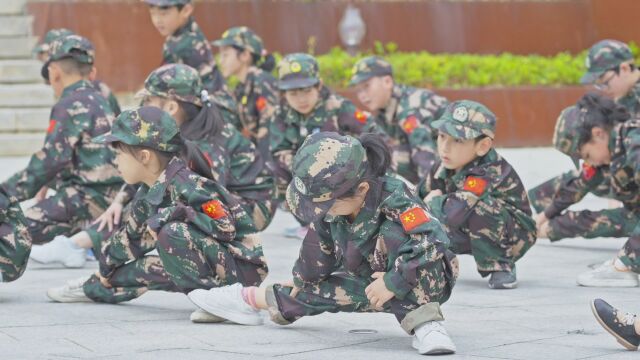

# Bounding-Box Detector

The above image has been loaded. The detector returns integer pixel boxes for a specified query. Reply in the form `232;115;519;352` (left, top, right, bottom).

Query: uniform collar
144;156;186;205
435;148;498;182
61;79;93;99
171;16;194;38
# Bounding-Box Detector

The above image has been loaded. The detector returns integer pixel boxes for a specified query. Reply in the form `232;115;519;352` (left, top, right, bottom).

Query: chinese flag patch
400;207;430;232
463;176;487;196
256;96;267;112
47;119;57;134
354;109;368;124
402;115;419;134
582;163;597;181
202;199;227;220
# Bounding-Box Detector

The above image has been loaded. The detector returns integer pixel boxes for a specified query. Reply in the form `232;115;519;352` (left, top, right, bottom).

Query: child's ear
138;149;152;165
357;181;370;196
475;137;493;156
181;3;194;17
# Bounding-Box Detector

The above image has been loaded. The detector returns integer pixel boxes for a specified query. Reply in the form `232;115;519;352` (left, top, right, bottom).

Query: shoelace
620;312;637;326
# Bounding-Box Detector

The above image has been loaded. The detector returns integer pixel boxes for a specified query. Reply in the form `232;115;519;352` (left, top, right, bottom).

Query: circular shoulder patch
290;62;302;73
222;30;229;38
294;176;307;195
584;56;591;70
452;106;469;122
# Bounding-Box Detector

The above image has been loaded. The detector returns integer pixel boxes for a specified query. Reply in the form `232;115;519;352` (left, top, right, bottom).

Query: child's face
284;85;320;115
595;63;637;100
437;132;490;171
217;46;247;78
579;127;612;167
327;183;369;218
354;76;393;112
113;148;147;185
148;5;192;37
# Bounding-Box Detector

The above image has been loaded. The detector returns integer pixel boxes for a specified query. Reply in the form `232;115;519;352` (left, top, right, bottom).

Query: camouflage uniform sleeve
99;195;157;278
292;220;339;288
382;206;447;299
2;105;78;200
399;111;438;178
225;128;263;190
417;162;445;200
624;127;640;185
543;165;604;218
336;99;372;136
269;110;295;175
255;77;279;142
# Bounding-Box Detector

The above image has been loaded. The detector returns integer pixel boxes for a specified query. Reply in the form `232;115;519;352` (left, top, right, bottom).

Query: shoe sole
577;279;638;288
590;300;639;351
488;281;518;290
46;290;92;303
412;338;456;355
187;290;263;326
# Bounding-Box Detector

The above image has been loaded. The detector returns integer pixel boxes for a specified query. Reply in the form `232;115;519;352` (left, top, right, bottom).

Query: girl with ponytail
213;26;279;154
47;106;268;310
188;132;458;355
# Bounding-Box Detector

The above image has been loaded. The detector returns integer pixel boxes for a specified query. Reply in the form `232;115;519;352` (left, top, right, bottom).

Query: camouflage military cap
94;106;182;153
277;53;319;91
41;34;95;81
136;64;204;107
552;105;584;169
141;0;191;6
432;100;496;140
581;40;634;84
348;56;393;87
286;132;368;223
212;26;264;56
34;28;75;54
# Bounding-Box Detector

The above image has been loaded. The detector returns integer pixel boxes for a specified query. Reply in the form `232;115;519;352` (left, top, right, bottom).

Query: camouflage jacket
98;157;264;278
0;188;31;249
233;67;279;141
375;84;448;183
618;81;640;118
419;148;535;238
92;80;121;116
544;120;640;217
2;80;122;205
292;175;454;299
162;17;225;93
270;86;376;179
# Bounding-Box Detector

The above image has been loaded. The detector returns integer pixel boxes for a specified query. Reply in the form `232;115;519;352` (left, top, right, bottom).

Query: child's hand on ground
365;272;395;310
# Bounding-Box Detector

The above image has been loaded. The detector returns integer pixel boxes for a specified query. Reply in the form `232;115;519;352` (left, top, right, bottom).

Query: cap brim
432;119;483;139
92;132;122;145
348;74;373;87
135;88;152;99
278;78;319;91
212;38;235;47
580;71;602;85
286;182;335;224
40;60;52;81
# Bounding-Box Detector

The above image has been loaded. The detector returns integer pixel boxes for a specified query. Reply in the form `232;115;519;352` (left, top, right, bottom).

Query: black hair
338;133;391;198
112;135;213;181
575;92;630;148
231;45;276;72
474;134;490;143
54;57;92;77
176;99;224;142
156;4;186;11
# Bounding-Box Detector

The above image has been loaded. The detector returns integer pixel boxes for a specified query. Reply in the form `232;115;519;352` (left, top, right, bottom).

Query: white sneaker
187;283;263;325
190;308;226;323
577;260;639;287
47;276;92;303
30;236;86;268
412;321;456;355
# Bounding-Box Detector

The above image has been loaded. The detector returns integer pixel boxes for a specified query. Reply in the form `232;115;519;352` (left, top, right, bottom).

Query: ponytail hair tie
200;89;212;108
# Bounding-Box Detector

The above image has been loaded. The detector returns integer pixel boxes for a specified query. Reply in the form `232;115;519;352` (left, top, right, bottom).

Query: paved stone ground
0;148;638;359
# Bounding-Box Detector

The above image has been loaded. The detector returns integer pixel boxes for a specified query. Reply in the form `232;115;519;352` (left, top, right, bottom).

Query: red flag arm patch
202;199;228;220
401;115;419;135
354;109;368;124
582;163;597;181
47;119;57;134
256;96;267;112
463;176;487;196
400;207;430;232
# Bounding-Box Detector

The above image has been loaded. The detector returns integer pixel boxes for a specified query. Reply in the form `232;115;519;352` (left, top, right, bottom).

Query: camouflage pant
0;211;32;283
529;172;634;240
239;197;277;231
84;221;267;303
616;217;640;274
448;194;536;274
24;186;114;245
264;258;455;335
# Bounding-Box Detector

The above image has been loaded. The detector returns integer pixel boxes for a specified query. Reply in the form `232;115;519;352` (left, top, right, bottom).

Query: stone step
0;108;50;133
0;0;27;16
0;84;54;107
0;60;43;83
0;16;32;37
0;133;43;156
0;36;37;59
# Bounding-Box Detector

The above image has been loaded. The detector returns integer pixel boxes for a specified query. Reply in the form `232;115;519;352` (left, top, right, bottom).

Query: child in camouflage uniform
530;40;640;241
213;26;279;155
189;131;458;355
46;107;268;316
1;35;122;250
544;93;640;287
269;53;376;239
349;56;448;184
418;100;536;289
34;28;121;116
31;64;275;269
0;189;32;283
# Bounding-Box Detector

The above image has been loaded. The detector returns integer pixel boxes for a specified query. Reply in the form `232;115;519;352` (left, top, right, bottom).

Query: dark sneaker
591;299;640;351
488;271;518;289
